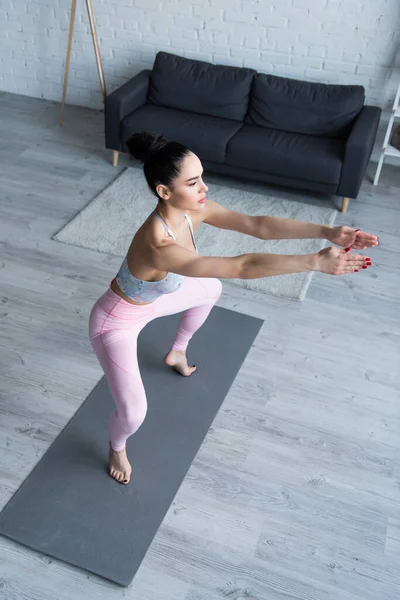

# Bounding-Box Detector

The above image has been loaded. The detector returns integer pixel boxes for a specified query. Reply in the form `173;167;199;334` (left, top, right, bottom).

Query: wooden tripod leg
86;0;106;99
341;197;350;213
113;151;119;167
60;0;77;126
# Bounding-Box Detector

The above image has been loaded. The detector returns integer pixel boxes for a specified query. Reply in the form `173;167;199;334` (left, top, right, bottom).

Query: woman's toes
110;469;120;482
109;469;131;484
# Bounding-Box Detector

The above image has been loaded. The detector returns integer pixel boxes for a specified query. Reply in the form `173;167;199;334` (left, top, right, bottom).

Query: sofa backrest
246;74;365;138
148;52;256;122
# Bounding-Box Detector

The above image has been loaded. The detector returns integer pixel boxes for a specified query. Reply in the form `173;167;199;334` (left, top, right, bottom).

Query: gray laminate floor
0;91;399;600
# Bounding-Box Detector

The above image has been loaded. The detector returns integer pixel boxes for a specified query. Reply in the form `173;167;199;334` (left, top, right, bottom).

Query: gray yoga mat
0;305;263;587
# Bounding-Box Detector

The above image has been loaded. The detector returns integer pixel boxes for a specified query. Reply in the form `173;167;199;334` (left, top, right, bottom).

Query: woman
89;131;378;485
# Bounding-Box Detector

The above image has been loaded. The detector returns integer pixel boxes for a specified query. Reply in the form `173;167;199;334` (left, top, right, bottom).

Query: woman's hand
315;246;372;275
327;225;379;250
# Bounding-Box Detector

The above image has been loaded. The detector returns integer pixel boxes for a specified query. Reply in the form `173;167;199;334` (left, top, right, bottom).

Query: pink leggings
88;277;222;451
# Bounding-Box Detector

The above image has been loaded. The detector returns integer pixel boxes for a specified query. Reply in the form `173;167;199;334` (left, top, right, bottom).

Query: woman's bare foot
108;442;132;485
163;349;197;377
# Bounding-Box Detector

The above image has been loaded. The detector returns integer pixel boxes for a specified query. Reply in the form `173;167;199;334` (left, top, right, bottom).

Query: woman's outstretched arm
152;241;371;280
202;199;331;240
257;216;379;250
202;201;378;249
257;215;332;240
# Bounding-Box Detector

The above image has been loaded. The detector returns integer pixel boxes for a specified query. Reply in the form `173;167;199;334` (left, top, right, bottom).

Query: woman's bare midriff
110;277;157;305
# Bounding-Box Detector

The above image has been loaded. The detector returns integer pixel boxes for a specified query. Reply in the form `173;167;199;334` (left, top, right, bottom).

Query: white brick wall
0;0;399;110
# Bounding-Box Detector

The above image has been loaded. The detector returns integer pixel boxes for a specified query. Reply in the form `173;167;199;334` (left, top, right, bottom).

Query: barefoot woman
89;132;378;485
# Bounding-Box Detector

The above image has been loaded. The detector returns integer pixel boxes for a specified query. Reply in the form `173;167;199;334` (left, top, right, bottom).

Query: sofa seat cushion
246;74;365;139
148;51;256;121
122;104;242;163
226;125;344;185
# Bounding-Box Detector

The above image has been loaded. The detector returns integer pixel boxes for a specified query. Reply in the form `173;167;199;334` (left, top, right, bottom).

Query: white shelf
385;144;400;158
374;81;400;184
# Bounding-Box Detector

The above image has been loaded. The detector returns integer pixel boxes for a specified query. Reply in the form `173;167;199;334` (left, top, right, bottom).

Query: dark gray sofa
105;51;381;213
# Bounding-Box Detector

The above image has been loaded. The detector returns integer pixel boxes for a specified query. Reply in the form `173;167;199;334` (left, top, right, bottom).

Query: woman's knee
112;383;148;432
119;402;148;434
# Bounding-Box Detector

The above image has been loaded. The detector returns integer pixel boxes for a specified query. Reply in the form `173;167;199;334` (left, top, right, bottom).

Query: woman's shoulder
126;214;171;279
134;208;200;253
132;210;172;253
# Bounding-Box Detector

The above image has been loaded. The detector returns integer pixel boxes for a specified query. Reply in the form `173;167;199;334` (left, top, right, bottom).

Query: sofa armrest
104;69;151;151
337;105;381;198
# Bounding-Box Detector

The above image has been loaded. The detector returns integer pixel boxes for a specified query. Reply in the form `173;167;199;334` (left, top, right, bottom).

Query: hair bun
126;131;168;163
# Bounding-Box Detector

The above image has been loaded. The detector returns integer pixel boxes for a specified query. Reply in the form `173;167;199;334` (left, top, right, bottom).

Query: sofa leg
112;151;119;167
341;197;350;213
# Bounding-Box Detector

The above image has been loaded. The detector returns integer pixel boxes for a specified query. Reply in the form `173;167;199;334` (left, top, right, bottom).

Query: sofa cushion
226;125;344;185
121;104;242;163
148;51;256;122
246;74;365;139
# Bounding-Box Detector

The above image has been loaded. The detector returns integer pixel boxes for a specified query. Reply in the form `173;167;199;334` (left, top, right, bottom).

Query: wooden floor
0;91;399;600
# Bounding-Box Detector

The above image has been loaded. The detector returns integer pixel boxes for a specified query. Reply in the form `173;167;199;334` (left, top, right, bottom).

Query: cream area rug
52;167;337;301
